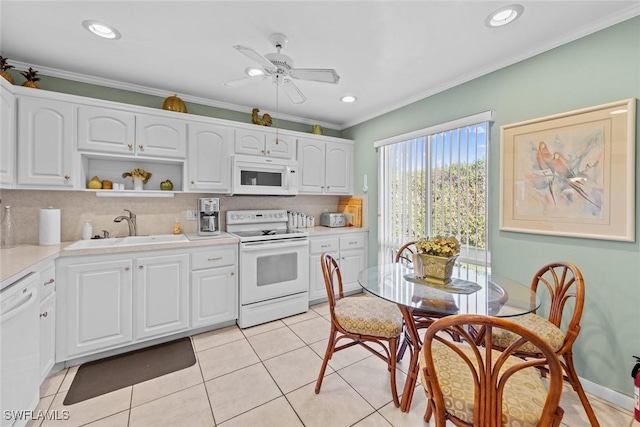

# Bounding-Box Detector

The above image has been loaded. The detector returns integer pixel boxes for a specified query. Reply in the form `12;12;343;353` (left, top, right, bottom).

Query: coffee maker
197;198;220;236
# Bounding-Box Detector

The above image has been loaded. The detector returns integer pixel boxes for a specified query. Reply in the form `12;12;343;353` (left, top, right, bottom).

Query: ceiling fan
224;33;340;104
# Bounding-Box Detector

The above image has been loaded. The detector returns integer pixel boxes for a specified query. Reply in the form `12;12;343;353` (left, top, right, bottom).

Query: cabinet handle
128;144;133;151
230;272;235;276
261;149;265;154
320;244;331;248
191;180;195;184
348;241;357;245
64;174;70;180
40;311;48;318
138;265;144;269
207;257;222;261
124;267;130;271
44;278;55;285
138;145;144;151
267;150;271;154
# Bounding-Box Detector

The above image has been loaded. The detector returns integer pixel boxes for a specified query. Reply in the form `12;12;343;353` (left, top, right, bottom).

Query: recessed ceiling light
485;4;524;28
245;67;265;77
341;95;357;103
82;20;121;40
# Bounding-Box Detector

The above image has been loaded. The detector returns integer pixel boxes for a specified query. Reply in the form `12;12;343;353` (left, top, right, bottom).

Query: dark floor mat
63;337;196;405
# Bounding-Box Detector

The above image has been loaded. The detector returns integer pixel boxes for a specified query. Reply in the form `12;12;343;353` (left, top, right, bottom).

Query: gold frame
500;98;636;241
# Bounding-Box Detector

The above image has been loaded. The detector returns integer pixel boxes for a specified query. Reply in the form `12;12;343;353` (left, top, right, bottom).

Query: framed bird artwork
500;97;636;242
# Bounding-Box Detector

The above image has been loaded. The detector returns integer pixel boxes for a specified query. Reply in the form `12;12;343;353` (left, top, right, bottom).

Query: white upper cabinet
78;105;186;159
17;96;75;188
1;83;15;187
298;138;353;195
186;122;233;192
235;128;295;159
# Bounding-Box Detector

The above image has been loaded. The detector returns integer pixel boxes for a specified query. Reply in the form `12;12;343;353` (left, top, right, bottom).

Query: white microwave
231;155;299;196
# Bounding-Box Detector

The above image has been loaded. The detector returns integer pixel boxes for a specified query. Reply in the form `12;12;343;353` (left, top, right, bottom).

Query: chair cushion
492;313;565;353
421;340;549;426
334;298;402;339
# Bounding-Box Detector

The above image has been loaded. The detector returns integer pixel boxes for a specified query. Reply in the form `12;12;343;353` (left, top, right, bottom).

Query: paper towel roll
39;208;61;246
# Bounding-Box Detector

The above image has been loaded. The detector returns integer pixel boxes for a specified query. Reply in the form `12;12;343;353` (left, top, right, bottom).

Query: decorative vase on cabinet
133;177;144;191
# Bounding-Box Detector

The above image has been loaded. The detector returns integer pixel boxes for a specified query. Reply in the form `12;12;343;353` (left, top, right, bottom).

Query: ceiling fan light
245;67;264;77
341;95;357;103
485;4;524;27
82;20;121;39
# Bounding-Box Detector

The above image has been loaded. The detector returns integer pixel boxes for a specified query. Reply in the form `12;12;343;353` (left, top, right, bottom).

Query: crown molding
9;60;340;131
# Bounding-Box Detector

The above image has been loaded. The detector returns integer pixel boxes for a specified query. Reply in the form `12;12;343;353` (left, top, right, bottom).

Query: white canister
291;212;298;228
308;216;315;227
296;212;303;228
82;221;93;240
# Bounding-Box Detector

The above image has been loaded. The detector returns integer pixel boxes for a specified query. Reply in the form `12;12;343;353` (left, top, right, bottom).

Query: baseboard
580;375;634;412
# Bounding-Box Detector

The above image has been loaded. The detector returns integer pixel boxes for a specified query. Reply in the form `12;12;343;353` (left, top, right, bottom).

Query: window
376;111;493;277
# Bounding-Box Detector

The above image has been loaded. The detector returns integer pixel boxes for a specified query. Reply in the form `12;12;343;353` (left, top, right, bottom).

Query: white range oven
226;209;309;328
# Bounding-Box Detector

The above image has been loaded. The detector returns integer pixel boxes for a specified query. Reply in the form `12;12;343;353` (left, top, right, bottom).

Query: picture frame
500;98;636;242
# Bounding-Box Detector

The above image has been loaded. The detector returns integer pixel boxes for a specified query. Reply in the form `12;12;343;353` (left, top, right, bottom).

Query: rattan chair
420;314;565;427
314;253;403;407
488;261;599;426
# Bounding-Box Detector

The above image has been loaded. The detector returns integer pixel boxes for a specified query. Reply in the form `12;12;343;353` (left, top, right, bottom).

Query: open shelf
90;190;175;198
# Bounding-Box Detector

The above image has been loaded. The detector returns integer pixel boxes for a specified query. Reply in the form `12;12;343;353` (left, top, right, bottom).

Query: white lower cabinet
56;245;238;362
39;292;56;380
190;246;237;328
57;257;133;361
39;262;56;380
134;253;189;340
308;231;368;302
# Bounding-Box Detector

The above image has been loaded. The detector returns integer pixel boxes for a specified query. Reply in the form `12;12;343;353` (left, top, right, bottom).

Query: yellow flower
416;235;460;257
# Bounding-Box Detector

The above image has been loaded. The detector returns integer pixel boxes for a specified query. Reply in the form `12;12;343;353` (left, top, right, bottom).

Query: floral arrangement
416;235;460;258
122;168;152;184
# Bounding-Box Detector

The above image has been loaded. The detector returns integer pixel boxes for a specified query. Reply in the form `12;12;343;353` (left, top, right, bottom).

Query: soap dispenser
82;221;93;240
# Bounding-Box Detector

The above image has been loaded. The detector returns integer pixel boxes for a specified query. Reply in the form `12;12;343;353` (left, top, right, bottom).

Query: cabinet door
266;132;295;158
187;122;233;192
297;139;325;194
77;105;136;155
308;251;339;301
339;249;367;293
17;97;75;187
325;141;353;195
39;292;56;380
191;265;237;328
235;128;266;156
136;115;187;159
60;258;133;359
134;253;189;340
1;86;15;187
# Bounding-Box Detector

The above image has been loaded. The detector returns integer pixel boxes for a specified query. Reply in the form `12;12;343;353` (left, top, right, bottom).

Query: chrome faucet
113;209;137;236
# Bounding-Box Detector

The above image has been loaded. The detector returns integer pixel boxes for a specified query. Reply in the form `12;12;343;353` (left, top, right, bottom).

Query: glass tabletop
357;263;540;317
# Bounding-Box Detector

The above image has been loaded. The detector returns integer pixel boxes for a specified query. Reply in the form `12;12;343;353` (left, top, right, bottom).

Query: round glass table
357;263;540;412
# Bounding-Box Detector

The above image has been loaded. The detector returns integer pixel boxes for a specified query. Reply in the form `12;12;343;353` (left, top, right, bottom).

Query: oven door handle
241;239;309;251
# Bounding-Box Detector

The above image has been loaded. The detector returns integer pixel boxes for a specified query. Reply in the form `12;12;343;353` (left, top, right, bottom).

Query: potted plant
122;168;152;191
414;235;461;284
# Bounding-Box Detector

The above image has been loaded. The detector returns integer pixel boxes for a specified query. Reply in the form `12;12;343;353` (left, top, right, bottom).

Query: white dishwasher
1;272;40;427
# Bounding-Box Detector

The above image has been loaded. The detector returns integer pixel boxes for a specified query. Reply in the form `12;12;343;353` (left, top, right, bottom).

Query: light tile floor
30;299;634;427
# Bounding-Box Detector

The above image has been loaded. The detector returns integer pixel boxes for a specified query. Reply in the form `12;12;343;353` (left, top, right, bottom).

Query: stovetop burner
262;230;276;235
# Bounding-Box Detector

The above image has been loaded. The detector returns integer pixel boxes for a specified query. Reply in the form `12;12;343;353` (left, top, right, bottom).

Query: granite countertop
0;232;239;290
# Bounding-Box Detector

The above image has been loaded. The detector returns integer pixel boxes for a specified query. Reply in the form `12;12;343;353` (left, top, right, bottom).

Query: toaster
320;212;346;227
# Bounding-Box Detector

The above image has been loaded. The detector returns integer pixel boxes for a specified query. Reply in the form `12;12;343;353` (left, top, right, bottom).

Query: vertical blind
376;111;494;277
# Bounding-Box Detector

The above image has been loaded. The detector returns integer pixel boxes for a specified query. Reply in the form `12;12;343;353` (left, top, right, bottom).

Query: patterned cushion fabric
492;313;565;353
420;340;549;426
334;298;402;338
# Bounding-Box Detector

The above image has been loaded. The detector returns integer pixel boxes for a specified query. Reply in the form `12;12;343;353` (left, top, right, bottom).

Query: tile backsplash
0;190;342;244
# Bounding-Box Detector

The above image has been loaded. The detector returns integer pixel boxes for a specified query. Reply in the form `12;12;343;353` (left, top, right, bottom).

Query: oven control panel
227;209;288;225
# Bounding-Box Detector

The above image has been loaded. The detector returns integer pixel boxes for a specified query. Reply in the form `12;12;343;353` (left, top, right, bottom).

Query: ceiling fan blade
282;79;307;104
290;68;340;84
233;45;277;73
223;75;267;88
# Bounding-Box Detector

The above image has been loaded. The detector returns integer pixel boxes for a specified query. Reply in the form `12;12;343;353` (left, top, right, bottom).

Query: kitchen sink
64;234;189;250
